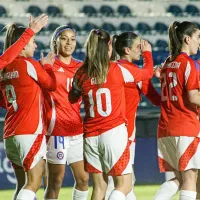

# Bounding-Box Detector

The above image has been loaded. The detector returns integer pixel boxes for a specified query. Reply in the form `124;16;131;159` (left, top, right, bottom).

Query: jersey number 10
88;88;112;117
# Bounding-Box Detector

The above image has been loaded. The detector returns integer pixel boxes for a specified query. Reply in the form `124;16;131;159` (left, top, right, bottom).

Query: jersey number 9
5;84;18;111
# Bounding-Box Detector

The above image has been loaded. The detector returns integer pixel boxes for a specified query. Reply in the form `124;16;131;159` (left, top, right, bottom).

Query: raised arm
118;52;154;83
138;39;154;80
0;14;48;69
118;40;154;83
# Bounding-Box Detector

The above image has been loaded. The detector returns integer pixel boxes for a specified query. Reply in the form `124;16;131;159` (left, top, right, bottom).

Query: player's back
158;53;200;138
1;57;46;138
81;61;127;137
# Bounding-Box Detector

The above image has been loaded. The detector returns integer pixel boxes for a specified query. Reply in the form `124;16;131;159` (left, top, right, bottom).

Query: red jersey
118;59;161;139
71;51;153;138
44;57;83;137
158;53;200;138
1;57;56;139
0;28;34;69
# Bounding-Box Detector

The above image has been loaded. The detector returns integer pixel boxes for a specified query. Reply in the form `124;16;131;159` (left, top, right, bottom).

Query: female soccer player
0;14;48;70
1;23;56;200
69;29;154;200
104;32;161;200
43;25;89;200
154;21;200;200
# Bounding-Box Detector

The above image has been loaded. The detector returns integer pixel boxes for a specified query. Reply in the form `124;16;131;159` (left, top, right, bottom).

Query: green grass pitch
0;185;179;199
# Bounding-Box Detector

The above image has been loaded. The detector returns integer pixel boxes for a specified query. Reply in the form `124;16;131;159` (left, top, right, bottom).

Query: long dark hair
111;32;138;61
168;21;198;61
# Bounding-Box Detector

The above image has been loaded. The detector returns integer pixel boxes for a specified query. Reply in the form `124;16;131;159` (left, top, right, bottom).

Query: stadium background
0;0;198;193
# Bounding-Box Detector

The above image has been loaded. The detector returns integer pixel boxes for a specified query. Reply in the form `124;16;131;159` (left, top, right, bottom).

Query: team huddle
0;13;200;200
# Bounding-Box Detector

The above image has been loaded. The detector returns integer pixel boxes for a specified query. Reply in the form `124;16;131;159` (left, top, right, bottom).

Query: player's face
57;30;76;57
129;37;141;61
188;29;200;55
24;36;37;57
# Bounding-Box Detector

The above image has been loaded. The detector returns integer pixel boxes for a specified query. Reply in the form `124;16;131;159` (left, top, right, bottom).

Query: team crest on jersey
57;151;64;160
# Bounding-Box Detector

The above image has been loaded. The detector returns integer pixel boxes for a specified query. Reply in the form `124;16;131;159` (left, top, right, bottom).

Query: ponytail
168;21;198;61
111;34;119;61
4;24;26;52
82;29;110;85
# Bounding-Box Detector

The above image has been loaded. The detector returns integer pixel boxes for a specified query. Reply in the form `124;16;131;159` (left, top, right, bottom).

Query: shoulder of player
23;57;41;67
117;60;139;68
6;57;35;70
178;53;194;64
108;62;128;78
116;61;139;70
72;58;83;68
72;57;82;64
179;54;198;70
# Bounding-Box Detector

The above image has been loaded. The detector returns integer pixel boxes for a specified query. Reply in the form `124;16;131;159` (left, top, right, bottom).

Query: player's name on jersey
91;77;107;85
0;70;19;81
163;61;181;69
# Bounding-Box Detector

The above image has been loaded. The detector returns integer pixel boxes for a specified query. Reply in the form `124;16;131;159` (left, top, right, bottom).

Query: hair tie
94;29;104;39
175;22;180;30
95;29;100;34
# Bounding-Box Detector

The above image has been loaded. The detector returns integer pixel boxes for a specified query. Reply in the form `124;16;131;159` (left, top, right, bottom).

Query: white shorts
46;134;84;165
84;123;132;176
130;140;136;165
158;136;200;172
4;134;46;172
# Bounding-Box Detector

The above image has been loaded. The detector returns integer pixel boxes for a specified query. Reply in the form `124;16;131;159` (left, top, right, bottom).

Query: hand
141;39;152;52
40;52;55;66
29;14;48;34
154;66;161;78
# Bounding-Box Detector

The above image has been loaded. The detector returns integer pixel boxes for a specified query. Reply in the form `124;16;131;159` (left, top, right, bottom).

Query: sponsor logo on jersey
58;67;65;72
57;151;64;160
